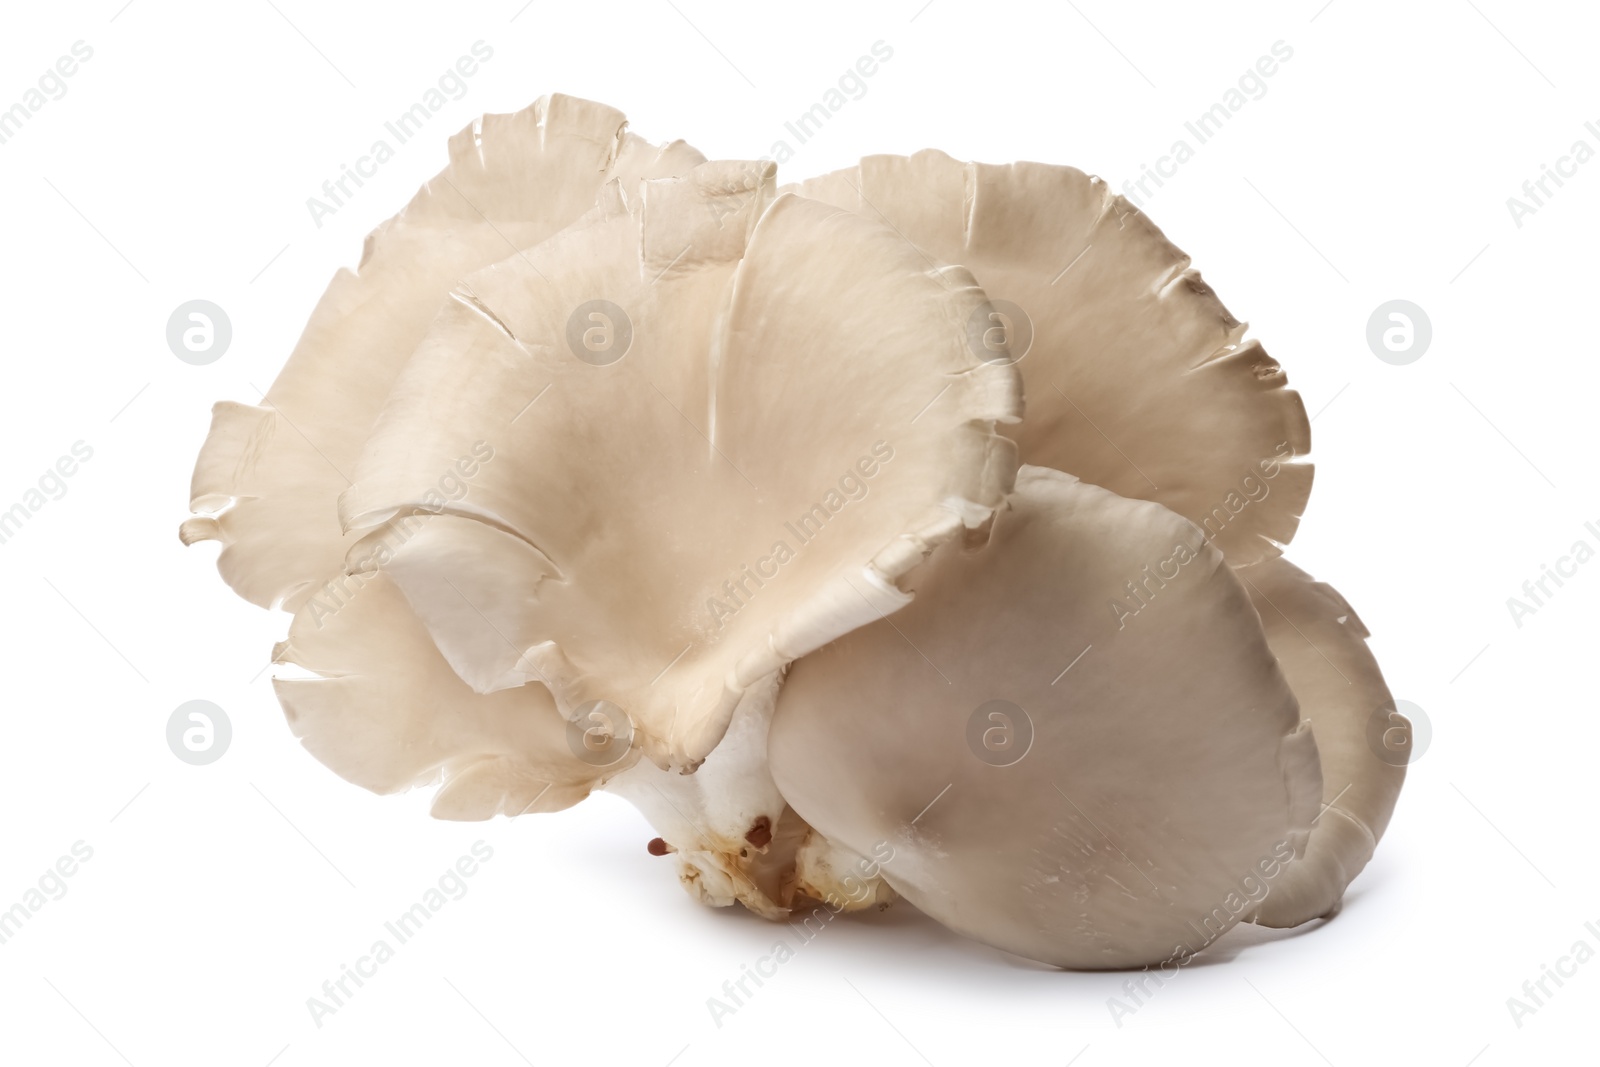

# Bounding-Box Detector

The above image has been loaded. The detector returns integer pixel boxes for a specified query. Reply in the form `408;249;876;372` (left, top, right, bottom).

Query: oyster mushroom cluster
183;94;1407;969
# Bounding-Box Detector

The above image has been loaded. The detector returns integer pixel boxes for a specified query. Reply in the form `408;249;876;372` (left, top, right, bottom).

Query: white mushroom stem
791;831;898;912
603;673;798;918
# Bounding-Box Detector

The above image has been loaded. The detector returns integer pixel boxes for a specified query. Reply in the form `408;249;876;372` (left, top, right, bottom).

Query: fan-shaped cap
768;466;1321;969
181;94;705;610
1236;557;1408;927
336;159;1022;769
273;571;613;819
789;152;1311;564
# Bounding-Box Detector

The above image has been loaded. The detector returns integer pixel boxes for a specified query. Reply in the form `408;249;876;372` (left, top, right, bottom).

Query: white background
1;1;1595;1064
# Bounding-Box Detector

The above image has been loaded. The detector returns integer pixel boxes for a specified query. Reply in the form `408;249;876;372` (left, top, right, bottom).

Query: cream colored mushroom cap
183;95;706;820
769;466;1321;969
182;94;704;611
1237;556;1408;927
789;152;1311;565
337;161;1021;770
274;571;613;820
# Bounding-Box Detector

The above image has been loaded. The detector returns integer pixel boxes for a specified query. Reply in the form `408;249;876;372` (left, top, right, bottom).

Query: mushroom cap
182;95;703;818
1235;556;1408;927
788;152;1311;564
181;94;704;611
337;159;1021;769
273;571;614;819
768;466;1321;969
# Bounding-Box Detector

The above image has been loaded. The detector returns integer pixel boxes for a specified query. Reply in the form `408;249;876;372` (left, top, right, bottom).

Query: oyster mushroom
336;158;1020;770
181;94;705;611
1235;557;1408;927
179;94;1408;963
789;151;1311;564
274;571;611;818
768;466;1322;969
601;673;799;918
778;150;1410;944
181;95;705;820
602;675;897;917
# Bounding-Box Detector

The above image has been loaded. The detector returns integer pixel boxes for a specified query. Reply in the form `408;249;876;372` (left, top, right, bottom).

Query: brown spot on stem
647;837;670;856
744;816;773;849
